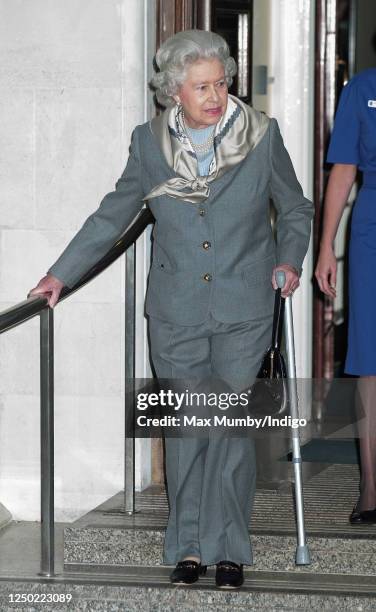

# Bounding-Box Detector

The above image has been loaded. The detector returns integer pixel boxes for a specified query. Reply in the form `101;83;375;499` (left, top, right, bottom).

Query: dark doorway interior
211;0;253;103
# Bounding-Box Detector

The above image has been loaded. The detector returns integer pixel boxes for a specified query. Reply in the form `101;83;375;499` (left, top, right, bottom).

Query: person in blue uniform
316;68;376;524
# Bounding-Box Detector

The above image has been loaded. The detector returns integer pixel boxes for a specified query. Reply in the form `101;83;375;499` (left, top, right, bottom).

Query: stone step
1;568;376;611
63;464;376;580
64;526;376;578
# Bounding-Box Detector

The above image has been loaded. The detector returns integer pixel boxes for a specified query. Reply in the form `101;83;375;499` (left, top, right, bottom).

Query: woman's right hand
27;273;65;308
315;244;337;298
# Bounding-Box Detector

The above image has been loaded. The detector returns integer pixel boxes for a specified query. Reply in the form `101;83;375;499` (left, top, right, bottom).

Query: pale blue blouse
186;124;215;177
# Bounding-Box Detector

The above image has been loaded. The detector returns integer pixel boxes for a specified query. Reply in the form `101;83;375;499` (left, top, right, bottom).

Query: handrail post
39;307;55;576
124;244;136;514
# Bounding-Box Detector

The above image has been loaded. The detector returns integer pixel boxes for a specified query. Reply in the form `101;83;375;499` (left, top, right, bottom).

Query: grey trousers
148;312;273;566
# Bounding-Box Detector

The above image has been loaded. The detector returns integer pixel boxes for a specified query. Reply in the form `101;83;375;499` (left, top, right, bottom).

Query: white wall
269;0;315;389
253;0;315;391
0;0;155;521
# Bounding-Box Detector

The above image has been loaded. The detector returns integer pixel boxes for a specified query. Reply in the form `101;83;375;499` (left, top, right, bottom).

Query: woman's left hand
271;264;300;298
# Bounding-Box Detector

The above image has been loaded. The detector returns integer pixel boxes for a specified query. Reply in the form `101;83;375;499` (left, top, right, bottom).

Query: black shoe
215;560;244;589
349;507;376;524
170;560;207;585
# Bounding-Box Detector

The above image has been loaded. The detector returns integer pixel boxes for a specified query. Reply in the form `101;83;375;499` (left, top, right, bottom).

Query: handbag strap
271;288;285;350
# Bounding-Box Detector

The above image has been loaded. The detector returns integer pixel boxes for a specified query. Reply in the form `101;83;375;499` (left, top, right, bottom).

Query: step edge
1;568;374;598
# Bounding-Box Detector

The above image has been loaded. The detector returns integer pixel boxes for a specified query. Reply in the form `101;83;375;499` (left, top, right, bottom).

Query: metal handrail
0;207;153;333
0;205;154;576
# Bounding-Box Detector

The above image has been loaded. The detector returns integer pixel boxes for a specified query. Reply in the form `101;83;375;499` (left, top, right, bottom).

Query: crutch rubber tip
295;545;311;565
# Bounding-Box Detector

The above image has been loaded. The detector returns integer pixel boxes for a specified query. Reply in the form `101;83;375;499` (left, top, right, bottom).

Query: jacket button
199;208;205;216
203;273;212;282
203;241;211;250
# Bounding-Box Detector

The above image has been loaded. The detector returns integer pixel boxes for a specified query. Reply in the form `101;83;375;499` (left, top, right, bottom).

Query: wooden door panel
313;0;356;382
156;0;196;48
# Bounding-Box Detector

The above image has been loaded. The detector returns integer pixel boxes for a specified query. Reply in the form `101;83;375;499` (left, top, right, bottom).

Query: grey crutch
276;270;311;565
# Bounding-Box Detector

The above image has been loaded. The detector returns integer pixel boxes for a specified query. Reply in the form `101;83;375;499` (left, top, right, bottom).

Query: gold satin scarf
143;94;270;205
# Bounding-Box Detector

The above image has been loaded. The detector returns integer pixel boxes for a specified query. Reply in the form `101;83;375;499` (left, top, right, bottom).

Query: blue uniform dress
327;68;376;375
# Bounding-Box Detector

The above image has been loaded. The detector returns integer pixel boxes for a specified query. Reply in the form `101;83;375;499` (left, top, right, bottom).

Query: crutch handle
275;270;286;289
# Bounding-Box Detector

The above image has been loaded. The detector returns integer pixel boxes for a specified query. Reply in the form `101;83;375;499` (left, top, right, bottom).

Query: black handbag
246;288;288;417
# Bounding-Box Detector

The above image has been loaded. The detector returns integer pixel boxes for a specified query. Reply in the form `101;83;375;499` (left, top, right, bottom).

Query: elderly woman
29;30;313;588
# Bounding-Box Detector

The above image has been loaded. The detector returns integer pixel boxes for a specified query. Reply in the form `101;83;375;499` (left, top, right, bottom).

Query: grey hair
150;29;237;107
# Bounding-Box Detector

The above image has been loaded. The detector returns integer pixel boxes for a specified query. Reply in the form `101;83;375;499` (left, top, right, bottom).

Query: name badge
368;100;376;108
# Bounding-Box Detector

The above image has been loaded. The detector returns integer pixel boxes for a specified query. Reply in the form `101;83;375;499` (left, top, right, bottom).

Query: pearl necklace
181;109;215;154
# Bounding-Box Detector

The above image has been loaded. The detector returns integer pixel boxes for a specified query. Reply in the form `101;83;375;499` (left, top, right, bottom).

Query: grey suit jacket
48;114;314;326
